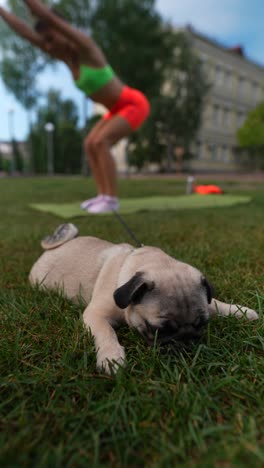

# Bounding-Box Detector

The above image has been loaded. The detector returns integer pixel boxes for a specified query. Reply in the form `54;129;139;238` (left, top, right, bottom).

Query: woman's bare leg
90;115;132;196
84;118;109;194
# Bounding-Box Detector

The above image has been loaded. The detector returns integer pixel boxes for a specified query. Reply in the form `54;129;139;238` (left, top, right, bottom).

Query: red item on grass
195;185;223;195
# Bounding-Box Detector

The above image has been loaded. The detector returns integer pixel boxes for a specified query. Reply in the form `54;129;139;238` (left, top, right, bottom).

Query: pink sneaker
80;194;104;210
87;196;119;214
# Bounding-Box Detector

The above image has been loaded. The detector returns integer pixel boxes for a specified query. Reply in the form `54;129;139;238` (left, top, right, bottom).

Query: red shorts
103;85;150;130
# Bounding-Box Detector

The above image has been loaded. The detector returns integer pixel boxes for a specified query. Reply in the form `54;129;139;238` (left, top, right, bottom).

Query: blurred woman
0;0;150;214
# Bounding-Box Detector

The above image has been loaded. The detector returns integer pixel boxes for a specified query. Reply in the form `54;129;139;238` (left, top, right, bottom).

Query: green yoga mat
30;195;251;219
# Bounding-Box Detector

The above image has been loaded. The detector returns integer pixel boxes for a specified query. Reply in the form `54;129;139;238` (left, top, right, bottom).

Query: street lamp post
8;107;16;174
44;122;55;175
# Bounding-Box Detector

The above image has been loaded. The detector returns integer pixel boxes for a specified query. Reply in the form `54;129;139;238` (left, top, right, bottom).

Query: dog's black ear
201;277;214;304
114;272;154;309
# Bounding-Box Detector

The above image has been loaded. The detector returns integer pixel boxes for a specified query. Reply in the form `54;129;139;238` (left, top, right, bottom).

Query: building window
251;81;256;101
195;141;203;160
224;70;232;89
222;108;227;127
238;77;246;97
208;145;218;161
213;105;218;126
199;57;207;73
237;111;245;128
215;65;224;87
223;108;232;128
222;146;230;163
204;104;212;128
255;84;262;102
213;105;222;126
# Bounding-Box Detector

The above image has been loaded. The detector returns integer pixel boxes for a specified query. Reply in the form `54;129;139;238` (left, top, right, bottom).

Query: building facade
185;26;264;172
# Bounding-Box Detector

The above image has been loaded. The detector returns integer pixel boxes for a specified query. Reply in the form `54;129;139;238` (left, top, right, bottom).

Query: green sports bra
74;64;115;96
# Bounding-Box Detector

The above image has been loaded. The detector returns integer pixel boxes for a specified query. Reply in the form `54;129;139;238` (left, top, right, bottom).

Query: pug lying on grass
29;223;258;374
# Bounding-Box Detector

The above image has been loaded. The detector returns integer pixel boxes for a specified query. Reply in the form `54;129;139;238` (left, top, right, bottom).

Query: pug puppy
29;226;258;374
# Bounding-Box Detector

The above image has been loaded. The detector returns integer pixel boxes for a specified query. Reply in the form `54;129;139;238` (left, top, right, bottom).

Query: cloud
156;0;264;64
156;0;242;37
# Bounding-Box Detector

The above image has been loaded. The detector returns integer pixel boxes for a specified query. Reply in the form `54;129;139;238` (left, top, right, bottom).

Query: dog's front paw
234;306;259;321
96;343;125;374
210;300;259;321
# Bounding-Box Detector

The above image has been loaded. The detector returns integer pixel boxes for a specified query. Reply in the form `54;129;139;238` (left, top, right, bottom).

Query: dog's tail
40;223;79;250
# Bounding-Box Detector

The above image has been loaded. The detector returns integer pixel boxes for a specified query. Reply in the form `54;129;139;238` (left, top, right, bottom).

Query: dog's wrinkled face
113;263;213;346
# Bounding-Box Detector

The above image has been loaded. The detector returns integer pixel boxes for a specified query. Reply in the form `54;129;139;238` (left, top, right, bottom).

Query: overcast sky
0;0;263;140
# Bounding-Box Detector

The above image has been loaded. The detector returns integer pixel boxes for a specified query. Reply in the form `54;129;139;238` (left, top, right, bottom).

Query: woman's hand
0;5;46;50
24;0;106;66
0;6;8;17
23;0;49;18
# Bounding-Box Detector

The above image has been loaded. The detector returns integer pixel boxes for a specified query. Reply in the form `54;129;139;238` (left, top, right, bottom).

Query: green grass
0;176;263;467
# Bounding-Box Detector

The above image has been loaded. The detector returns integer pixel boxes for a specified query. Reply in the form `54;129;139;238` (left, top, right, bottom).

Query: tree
12;139;24;172
128;32;209;171
237;102;264;147
0;0;49;172
0;149;3;172
56;0;172;98
29;89;82;173
90;0;172;98
56;0;92;28
236;102;264;170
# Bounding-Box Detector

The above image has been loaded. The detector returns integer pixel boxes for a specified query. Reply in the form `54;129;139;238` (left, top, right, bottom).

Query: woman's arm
24;0;106;64
0;6;45;49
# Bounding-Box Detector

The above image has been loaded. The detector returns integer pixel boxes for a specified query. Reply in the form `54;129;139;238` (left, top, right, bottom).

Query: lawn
0;176;263;467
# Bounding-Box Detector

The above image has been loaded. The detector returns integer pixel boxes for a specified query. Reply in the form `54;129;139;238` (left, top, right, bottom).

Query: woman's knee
85;134;109;156
84;135;97;159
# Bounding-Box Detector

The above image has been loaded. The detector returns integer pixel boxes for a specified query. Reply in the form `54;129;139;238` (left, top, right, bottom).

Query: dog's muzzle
143;314;209;346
